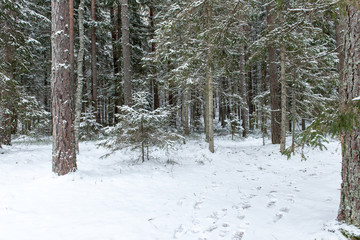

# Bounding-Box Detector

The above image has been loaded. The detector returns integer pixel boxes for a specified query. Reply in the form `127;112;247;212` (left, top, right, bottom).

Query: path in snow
0;136;344;240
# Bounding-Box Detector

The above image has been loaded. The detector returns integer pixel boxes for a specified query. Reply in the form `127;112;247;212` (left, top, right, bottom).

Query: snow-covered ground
0;135;353;240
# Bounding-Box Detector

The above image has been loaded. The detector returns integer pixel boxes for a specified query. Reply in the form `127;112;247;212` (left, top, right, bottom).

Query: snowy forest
1;0;360;239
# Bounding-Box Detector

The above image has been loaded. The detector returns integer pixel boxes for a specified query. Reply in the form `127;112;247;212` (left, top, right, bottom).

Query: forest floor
0;134;358;240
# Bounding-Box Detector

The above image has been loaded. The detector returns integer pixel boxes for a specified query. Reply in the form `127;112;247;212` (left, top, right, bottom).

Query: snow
0;135;352;240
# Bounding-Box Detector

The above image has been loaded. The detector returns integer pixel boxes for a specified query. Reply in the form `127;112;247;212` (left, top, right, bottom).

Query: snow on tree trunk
122;0;132;106
280;45;287;153
206;0;214;153
51;0;77;175
75;0;85;153
266;3;281;145
239;23;249;138
338;3;360;226
91;0;98;119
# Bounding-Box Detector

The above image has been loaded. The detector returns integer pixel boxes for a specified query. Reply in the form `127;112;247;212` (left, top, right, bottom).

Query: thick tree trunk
280;45;287;152
122;0;132;106
338;4;360;226
74;0;85;153
206;0;214;153
266;4;281;144
51;0;77;175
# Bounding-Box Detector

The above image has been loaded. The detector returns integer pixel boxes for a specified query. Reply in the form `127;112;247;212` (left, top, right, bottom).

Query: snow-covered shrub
226;113;243;140
99;92;182;162
80;107;102;141
17;94;50;136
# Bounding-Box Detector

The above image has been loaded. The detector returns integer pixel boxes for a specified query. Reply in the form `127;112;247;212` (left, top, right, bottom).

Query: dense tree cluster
2;0;360;228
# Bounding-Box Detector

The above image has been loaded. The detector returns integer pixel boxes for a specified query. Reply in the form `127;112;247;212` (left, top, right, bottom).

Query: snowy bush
99;92;183;162
80;107;102;141
17;94;50;136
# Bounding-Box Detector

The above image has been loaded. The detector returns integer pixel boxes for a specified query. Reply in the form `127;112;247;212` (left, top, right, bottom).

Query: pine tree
51;0;77;175
337;1;360;226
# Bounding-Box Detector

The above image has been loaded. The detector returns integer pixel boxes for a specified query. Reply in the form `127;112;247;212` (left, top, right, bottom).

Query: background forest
0;0;340;153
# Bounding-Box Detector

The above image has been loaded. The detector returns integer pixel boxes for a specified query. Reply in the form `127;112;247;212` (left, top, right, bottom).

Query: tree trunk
51;0;77;175
122;0;132;106
149;6;160;110
91;0;98;121
206;0;214;153
280;45;287;153
338;3;360;226
239;26;249;137
266;3;281;144
74;0;85;153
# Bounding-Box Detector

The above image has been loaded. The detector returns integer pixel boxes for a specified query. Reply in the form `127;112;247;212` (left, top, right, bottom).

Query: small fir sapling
100;92;183;162
80;106;102;141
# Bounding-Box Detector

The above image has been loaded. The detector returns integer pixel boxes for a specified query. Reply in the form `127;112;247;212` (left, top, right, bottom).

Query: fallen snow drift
0;136;349;239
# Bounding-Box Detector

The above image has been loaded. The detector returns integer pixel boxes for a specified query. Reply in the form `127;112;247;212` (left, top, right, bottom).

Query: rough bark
206;0;214;153
280;45;287;153
338;4;360;226
74;0;85;153
122;0;132;106
91;0;98;120
149;6;160;110
239;23;249;137
51;0;77;175
266;3;281;144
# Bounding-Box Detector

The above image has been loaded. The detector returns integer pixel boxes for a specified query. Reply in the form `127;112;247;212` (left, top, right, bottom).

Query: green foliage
286;100;360;160
100;92;183;162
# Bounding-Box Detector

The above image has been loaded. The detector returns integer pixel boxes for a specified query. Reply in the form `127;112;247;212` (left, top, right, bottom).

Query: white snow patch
0;136;347;240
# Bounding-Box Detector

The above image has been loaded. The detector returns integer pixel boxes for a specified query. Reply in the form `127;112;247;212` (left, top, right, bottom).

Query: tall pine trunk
280;45;287;152
239;22;249;137
74;0;85;153
91;0;98;120
122;0;132;106
266;3;281;144
338;3;360;226
51;0;77;175
206;0;214;153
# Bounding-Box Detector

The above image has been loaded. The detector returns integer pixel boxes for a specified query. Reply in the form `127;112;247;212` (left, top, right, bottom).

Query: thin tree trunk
149;6;160;110
266;3;281;144
338;3;360;226
280;45;287;153
122;0;132;106
51;0;77;175
74;0;85;153
91;0;98;121
239;29;249;137
206;0;214;153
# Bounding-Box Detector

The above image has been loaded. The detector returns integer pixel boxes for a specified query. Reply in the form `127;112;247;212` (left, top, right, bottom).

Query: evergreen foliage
100;92;182;162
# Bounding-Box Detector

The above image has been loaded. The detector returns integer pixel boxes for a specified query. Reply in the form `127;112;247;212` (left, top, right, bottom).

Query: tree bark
91;0;98;121
338;3;360;226
51;0;77;175
122;0;132;106
206;0;214;153
74;0;85;153
266;3;281;144
239;23;249;137
149;5;160;110
280;45;287;152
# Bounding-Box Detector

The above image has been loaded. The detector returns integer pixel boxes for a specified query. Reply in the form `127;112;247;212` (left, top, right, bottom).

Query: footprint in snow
267;199;277;208
232;231;245;240
273;207;290;222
